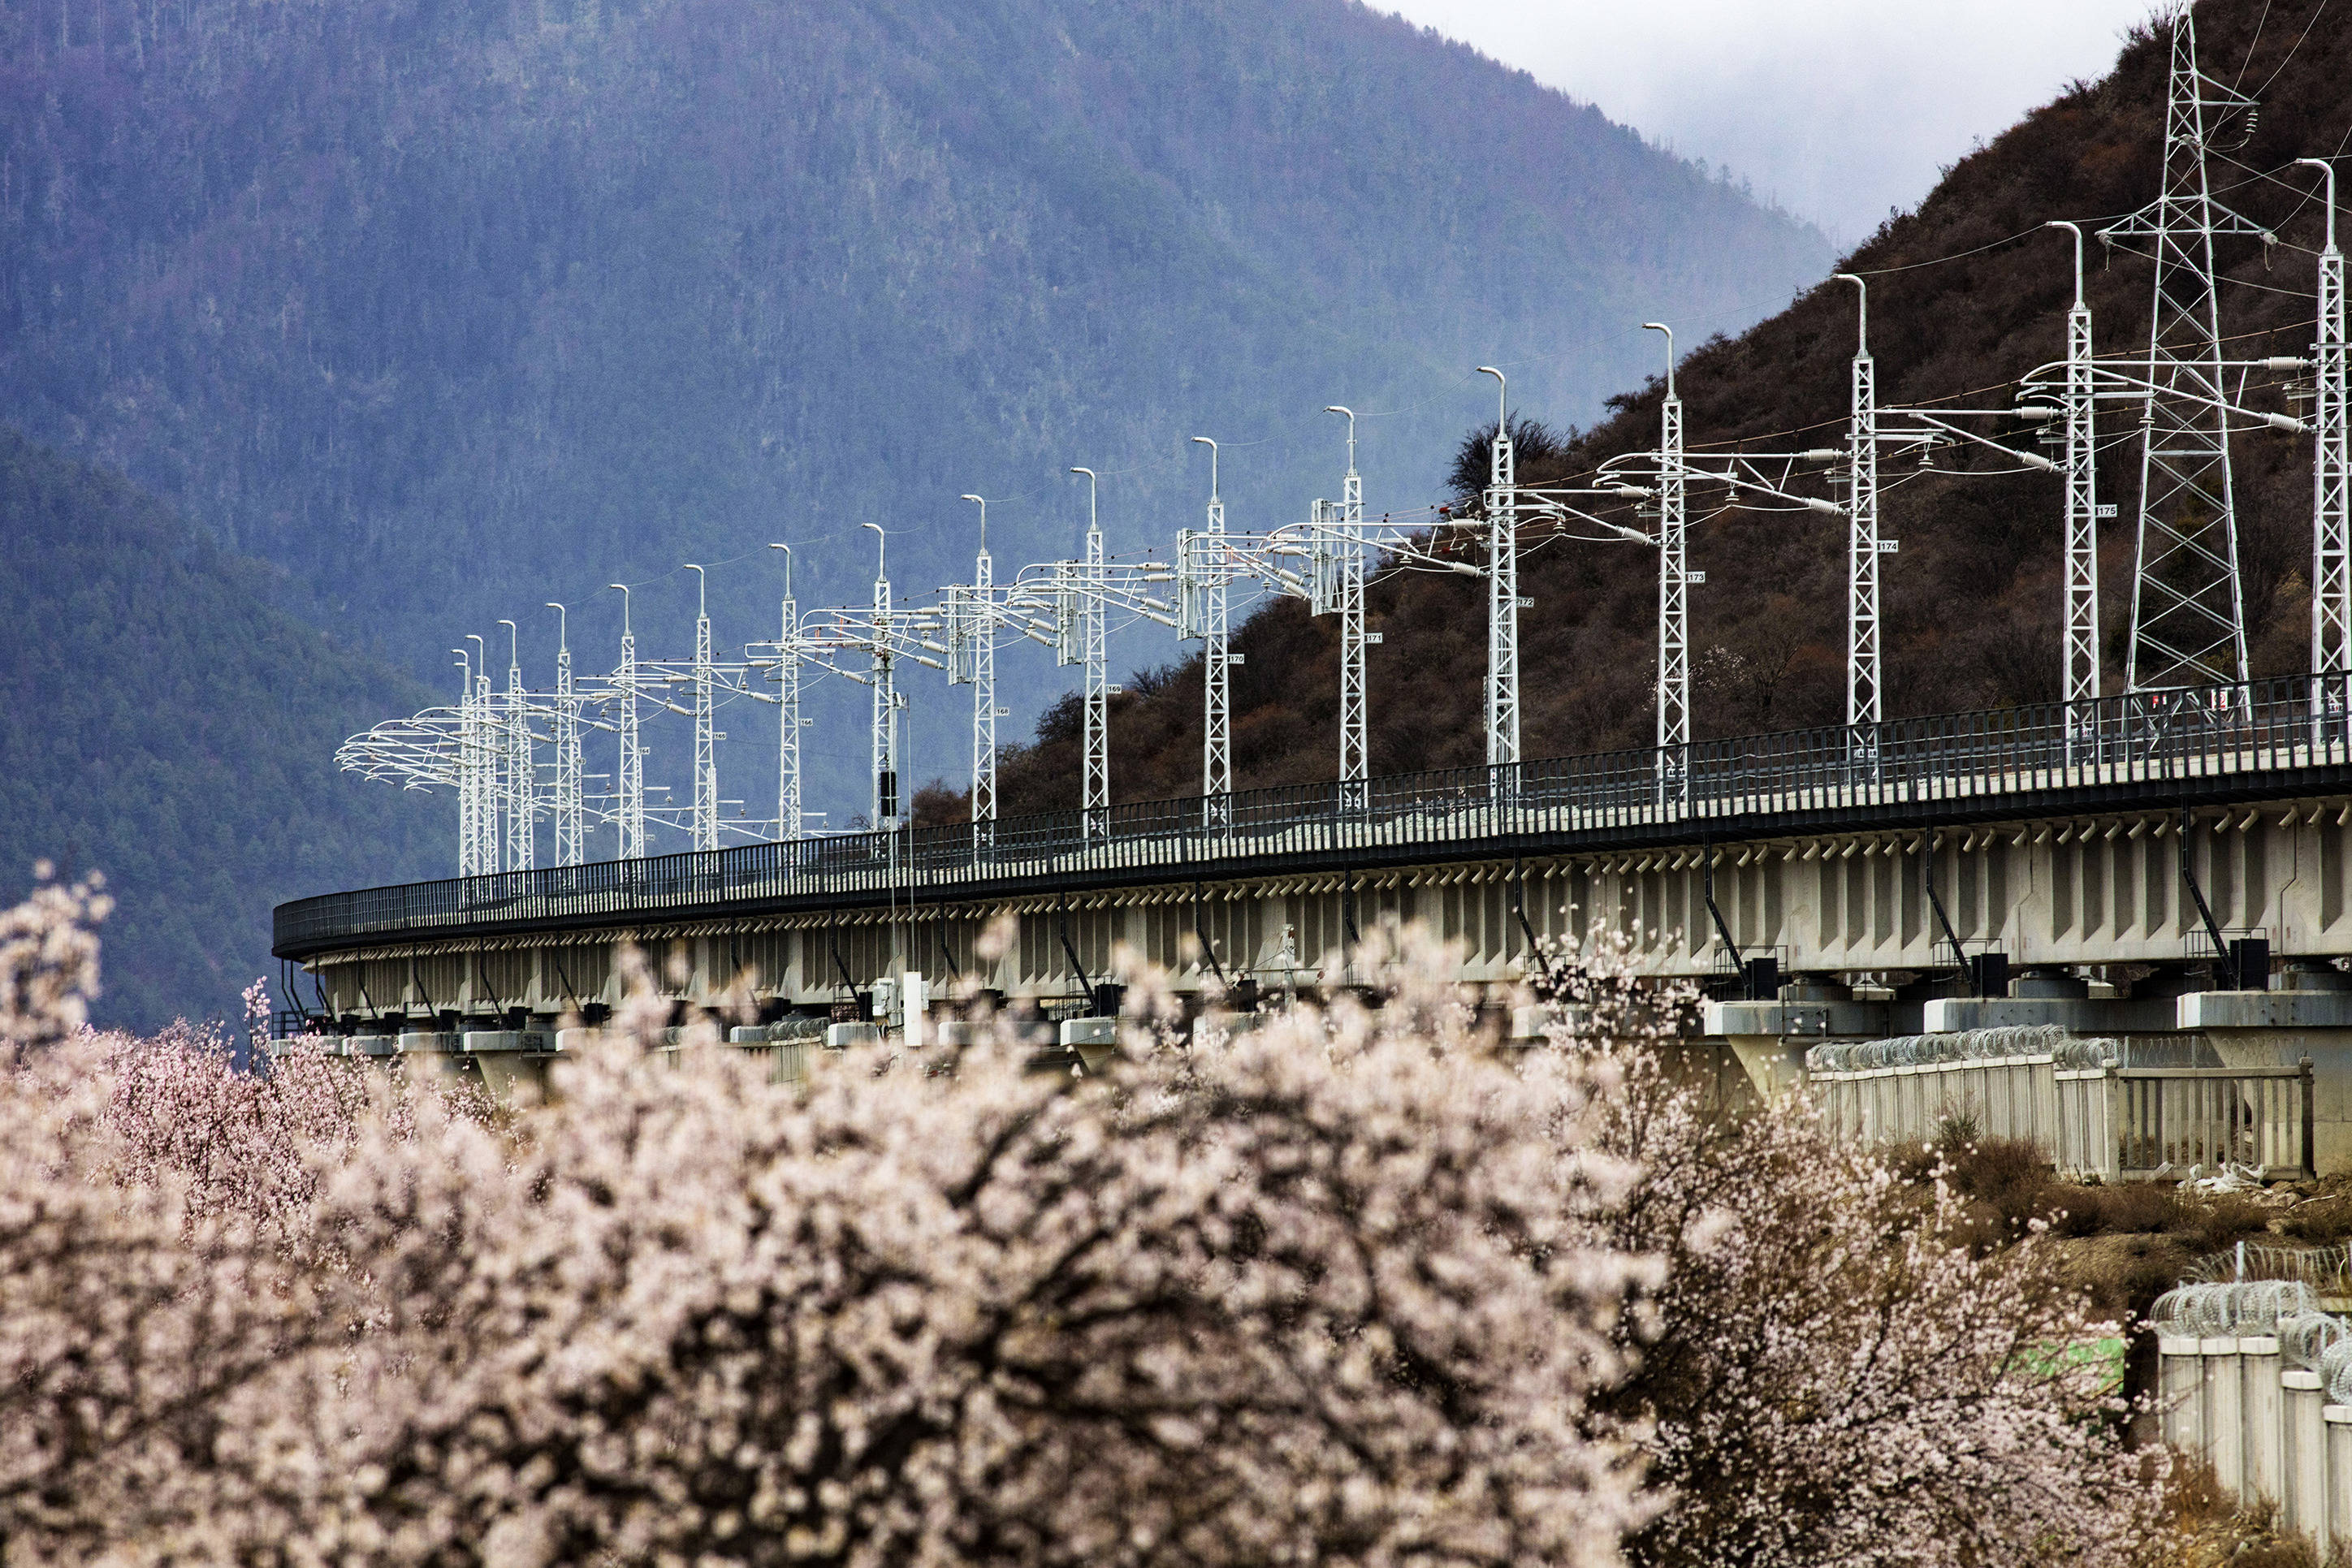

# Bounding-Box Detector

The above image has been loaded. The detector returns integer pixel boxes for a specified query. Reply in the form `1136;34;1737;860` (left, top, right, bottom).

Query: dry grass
2158;1464;2338;1567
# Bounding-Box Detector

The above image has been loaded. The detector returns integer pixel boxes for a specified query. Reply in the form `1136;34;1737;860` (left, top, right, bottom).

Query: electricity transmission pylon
2103;10;2270;694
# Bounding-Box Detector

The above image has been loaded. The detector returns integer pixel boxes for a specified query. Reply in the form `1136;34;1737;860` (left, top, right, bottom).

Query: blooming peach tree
1532;927;2173;1568
0;888;1660;1566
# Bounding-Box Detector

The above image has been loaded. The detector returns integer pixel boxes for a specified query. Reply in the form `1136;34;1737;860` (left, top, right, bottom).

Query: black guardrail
275;672;2352;957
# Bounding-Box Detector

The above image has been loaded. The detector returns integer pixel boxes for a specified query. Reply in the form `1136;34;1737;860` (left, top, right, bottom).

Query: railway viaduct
278;676;2352;1164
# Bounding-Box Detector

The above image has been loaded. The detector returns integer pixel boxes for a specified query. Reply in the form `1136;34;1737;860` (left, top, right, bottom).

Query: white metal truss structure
767;546;803;842
2306;160;2350;687
1834;274;1883;736
947;496;1012;847
867;536;900;828
1579;439;1840;779
1179;438;1238;820
547;605;585;867
1325;408;1370;804
685;565;719;851
449;654;482;875
2045;222;2103;718
609;586;646;862
1645;327;1690;796
1010;542;1177;836
1479;368;1520;771
471;652;499;875
500;622;535;872
2102;12;2271;694
342;62;2352;877
767;562;949;835
1070;469;1111;836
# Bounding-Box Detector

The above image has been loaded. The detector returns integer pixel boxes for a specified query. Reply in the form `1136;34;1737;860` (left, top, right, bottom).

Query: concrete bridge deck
276;675;2352;1168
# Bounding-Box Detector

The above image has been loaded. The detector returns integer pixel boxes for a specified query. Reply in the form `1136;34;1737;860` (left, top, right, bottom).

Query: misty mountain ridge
977;0;2342;819
0;0;1828;828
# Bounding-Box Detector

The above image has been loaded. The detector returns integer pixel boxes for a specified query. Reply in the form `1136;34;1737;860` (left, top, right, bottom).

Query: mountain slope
0;0;1828;818
982;0;2352;816
0;429;443;1029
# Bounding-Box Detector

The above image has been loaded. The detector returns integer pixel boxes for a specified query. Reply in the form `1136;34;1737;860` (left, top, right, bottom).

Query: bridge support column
1706;983;1888;1099
2181;982;2352;1173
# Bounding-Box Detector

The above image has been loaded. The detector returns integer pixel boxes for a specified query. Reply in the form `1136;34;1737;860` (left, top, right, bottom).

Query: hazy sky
1377;1;2158;246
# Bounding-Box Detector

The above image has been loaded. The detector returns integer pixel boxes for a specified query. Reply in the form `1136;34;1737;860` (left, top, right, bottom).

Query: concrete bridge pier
2181;970;2352;1170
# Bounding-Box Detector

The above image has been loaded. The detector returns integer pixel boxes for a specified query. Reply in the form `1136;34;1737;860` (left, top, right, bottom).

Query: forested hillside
984;0;2352;818
0;0;1827;810
0;430;441;1029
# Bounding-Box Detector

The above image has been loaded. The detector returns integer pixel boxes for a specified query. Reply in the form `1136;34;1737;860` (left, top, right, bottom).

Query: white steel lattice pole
1071;467;1109;836
685;564;718;853
863;525;901;827
2109;11;2262;694
477;669;500;875
2047;223;2103;721
453;651;478;876
960;496;997;847
2303;160;2350;692
767;545;802;842
1835;275;1882;739
608;584;646;861
467;634;499;874
1187;438;1233;826
499;622;534;874
1477;368;1520;771
547;603;584;866
1644;325;1689;801
1327;407;1368;804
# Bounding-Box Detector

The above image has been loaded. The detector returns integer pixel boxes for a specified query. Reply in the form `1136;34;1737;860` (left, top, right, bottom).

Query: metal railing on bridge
275;672;2352;956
